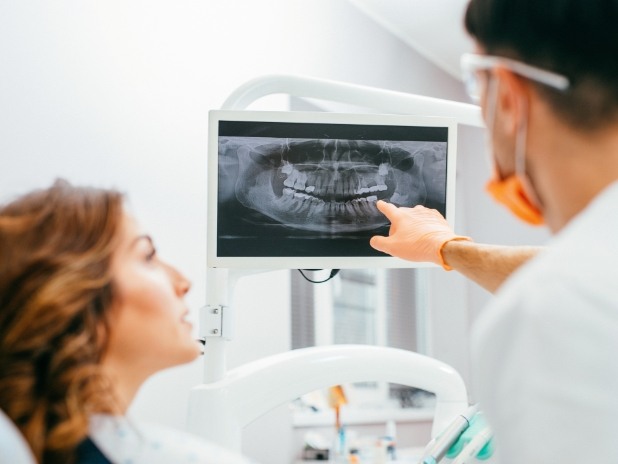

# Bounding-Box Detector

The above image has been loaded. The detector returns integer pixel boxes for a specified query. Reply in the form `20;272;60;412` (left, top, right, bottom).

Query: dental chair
0;409;36;464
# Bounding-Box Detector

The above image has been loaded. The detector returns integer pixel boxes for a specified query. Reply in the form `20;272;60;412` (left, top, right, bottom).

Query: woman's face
103;212;200;379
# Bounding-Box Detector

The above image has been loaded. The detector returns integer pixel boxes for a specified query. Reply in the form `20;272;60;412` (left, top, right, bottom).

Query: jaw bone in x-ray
219;137;447;234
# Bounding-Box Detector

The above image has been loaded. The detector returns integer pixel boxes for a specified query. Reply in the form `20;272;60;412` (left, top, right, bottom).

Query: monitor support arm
220;73;483;128
201;73;483;382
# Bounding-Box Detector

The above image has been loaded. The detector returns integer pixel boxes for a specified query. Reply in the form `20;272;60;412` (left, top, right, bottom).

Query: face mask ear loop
485;75;498;141
514;98;543;209
514;98;528;178
484;75;499;172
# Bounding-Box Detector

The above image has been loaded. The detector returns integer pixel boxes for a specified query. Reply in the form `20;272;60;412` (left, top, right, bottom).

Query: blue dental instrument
418;404;479;464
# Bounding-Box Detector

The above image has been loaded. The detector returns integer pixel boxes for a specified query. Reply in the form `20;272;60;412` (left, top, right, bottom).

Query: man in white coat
370;0;618;462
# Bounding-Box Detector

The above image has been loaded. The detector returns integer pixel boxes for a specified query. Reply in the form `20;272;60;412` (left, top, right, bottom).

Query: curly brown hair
0;179;125;463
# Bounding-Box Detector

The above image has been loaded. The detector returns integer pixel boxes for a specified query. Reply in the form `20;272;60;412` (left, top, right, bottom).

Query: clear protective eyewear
460;53;570;103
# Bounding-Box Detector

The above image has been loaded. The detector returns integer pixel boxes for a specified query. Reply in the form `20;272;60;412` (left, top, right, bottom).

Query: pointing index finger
375;200;399;219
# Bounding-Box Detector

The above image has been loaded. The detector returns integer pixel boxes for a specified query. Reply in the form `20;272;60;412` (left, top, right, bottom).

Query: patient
0;180;256;464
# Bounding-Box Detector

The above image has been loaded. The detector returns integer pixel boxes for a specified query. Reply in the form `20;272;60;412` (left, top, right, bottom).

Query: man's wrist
439;236;472;271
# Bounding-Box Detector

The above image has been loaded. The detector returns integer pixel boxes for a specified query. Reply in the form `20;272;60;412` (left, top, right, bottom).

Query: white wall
0;1;549;463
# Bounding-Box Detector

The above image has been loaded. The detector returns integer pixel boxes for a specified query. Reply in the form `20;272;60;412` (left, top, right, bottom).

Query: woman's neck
100;361;149;414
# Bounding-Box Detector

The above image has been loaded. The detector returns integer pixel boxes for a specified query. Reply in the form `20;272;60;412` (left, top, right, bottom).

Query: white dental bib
89;414;258;464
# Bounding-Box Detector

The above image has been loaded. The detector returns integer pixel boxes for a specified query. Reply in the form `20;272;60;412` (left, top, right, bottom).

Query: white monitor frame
207;109;457;269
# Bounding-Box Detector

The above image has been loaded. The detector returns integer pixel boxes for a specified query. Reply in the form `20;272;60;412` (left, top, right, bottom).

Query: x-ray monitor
208;110;457;269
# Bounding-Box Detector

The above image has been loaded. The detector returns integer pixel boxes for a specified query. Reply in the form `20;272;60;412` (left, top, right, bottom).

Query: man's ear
494;67;530;135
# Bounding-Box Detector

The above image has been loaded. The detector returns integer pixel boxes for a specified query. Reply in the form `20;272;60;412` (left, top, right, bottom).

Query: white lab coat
472;181;618;463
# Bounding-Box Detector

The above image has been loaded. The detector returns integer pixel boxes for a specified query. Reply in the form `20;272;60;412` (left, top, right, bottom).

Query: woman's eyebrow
130;234;154;249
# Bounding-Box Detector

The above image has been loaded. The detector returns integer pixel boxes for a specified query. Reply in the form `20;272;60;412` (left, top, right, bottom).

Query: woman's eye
145;248;157;262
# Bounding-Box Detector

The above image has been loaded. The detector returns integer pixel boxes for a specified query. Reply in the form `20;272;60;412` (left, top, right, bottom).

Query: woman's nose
165;262;191;296
177;274;191;296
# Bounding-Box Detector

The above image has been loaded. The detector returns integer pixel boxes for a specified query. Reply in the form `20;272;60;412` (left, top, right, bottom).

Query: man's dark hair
465;0;618;129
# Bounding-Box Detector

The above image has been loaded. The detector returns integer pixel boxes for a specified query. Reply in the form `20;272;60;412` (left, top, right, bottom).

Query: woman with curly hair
0;180;255;464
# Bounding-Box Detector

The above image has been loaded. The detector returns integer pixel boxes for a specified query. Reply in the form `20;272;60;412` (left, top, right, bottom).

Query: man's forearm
441;241;543;293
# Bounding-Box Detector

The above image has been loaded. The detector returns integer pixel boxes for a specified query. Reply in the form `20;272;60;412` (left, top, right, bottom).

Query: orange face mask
486;173;544;226
483;76;544;226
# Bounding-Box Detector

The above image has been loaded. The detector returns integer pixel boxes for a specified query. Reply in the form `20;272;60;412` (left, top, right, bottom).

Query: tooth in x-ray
219;137;446;233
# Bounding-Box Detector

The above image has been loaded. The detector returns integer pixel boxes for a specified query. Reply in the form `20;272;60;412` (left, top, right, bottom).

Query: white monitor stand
187;74;482;451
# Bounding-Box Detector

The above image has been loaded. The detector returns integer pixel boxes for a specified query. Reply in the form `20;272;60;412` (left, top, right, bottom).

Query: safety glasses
460;53;570;103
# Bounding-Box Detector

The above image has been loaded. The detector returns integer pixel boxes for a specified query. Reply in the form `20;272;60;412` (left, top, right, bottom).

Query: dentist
371;0;618;462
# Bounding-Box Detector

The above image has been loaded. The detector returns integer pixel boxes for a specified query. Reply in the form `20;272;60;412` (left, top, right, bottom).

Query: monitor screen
208;110;457;269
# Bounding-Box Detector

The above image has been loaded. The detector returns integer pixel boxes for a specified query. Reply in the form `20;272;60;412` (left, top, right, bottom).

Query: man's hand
369;201;471;270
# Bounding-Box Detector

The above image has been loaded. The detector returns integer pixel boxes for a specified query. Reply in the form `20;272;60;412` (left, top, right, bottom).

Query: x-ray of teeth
218;137;447;234
213;117;451;259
